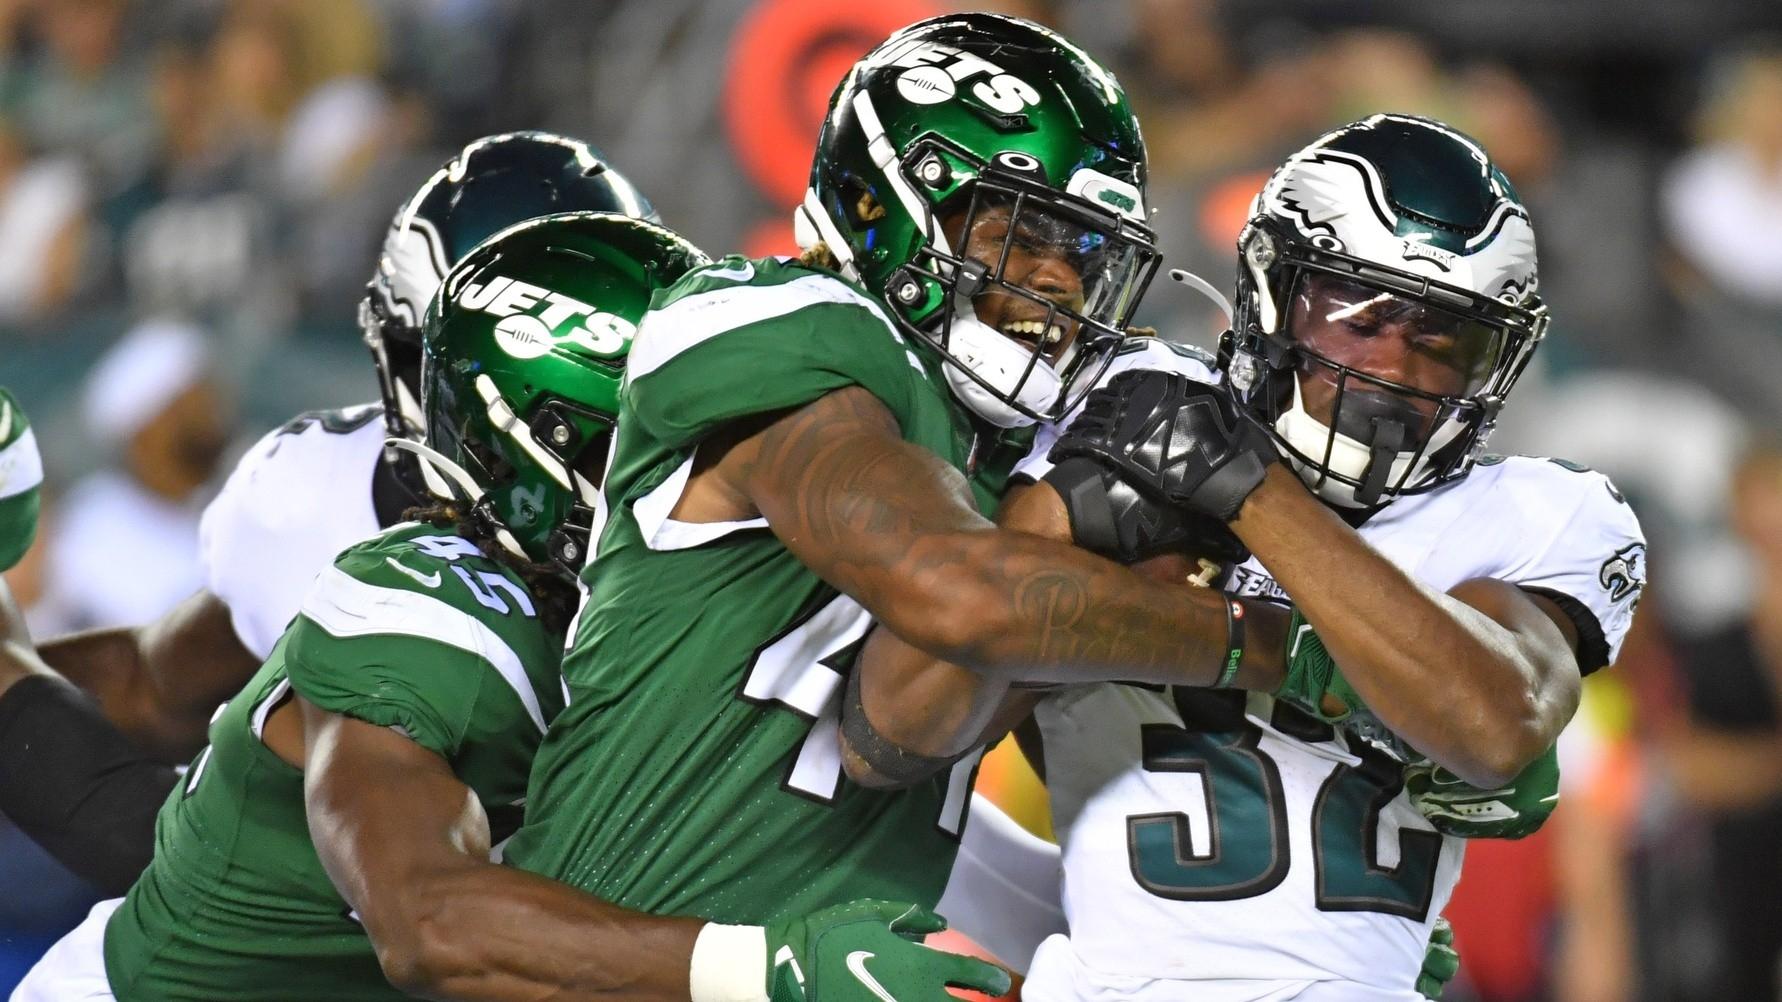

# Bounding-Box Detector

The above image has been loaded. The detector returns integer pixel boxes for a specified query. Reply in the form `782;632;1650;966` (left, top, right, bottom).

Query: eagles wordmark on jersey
503;255;1035;923
95;523;564;1002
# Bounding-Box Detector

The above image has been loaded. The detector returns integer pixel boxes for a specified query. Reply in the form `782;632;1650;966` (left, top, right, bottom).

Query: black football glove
1042;456;1249;567
1049;370;1279;522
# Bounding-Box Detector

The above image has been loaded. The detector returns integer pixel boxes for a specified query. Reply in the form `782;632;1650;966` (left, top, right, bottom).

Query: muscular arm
843;478;1285;778
710;386;1258;686
300;697;701;1002
39;590;260;762
1232;466;1582;787
0;582;178;893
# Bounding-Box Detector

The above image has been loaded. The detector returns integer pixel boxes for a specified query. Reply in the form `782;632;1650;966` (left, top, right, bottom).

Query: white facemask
1274;378;1465;508
939;303;1065;428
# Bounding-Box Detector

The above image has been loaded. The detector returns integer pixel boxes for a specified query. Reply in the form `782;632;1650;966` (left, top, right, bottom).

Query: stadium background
2;0;1781;999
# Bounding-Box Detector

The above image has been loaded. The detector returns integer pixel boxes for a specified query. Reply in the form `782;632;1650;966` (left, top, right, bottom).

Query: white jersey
197;403;394;659
1014;340;1645;1001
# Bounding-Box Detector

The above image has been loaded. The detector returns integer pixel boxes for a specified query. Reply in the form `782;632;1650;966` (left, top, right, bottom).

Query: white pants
10;897;120;1002
1023;934;1424;1002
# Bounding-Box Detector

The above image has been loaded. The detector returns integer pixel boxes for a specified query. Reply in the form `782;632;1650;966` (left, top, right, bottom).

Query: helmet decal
874;37;1043;115
360;131;658;448
419;212;708;572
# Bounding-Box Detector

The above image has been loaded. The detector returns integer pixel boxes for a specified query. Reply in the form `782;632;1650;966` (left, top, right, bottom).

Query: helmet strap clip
1356;418;1405;507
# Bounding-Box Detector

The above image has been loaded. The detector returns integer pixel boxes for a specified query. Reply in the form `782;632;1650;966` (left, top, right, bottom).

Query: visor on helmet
1289;271;1506;405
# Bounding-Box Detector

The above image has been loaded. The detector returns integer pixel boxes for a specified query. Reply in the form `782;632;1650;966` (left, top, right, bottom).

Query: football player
11;211;731;1001
851;114;1644;1000
0;131;661;893
495;15;1390;1002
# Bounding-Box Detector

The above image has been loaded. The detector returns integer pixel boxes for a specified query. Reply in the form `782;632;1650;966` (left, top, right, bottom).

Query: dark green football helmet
797;13;1160;427
397;212;709;573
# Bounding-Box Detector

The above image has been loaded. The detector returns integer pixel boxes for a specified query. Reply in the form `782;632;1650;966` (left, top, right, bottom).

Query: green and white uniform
0;386;44;571
504;256;1030;922
20;523;563;1002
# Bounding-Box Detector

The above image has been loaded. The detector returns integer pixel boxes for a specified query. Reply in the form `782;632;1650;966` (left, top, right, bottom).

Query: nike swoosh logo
846;950;899;1002
385;557;442;588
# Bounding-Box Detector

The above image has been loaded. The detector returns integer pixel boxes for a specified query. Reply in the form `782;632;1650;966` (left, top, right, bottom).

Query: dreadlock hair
797;241;840;272
404;497;580;637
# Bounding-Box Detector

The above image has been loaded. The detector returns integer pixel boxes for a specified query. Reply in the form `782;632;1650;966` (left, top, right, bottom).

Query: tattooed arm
681;386;1286;691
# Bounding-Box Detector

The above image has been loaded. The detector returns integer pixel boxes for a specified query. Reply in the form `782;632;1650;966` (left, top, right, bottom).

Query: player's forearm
40;593;257;763
844;484;1061;778
307;706;706;1002
0;663;176;893
362;856;702;1002
1233;467;1575;786
35;627;178;755
846;480;1281;779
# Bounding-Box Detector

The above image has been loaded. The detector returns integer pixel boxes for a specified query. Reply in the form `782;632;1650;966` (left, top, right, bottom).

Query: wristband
689;922;769;1002
1215;598;1246;688
840;667;964;786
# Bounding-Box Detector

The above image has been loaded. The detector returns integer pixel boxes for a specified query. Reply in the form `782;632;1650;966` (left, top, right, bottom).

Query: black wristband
840;667;965;789
1215;598;1246;688
0;674;179;894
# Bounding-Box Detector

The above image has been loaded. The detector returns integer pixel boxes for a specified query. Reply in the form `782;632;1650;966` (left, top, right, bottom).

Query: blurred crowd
1;1;1779;999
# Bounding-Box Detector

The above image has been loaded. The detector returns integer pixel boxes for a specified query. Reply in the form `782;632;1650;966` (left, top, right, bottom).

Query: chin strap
1354;418;1405;507
383;437;527;560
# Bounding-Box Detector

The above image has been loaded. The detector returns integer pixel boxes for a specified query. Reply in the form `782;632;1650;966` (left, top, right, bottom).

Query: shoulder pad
198;404;389;658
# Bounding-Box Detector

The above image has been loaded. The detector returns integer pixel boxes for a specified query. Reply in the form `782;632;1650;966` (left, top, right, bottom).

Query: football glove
1274;608;1364;722
1416;917;1460;999
0;387;43;572
1042;456;1249;567
1406;744;1561;840
762;899;1010;1002
1048;370;1277;522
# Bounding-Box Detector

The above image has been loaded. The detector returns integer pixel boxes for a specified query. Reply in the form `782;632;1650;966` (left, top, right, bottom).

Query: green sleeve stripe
629;272;901;380
299;566;547;733
0;426;42;501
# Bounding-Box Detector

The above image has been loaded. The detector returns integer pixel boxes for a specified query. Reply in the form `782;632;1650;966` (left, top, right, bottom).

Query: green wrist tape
1276;606;1340;715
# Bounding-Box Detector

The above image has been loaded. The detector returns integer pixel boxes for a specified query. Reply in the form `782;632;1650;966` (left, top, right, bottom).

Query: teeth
1002;319;1064;345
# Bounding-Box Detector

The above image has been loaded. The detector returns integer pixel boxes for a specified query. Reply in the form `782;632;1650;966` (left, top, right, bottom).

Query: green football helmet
396;212;709;573
797;13;1161;427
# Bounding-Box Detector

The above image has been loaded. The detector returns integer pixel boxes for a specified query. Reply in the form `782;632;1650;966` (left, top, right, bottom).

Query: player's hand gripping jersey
503;256;1034;921
1014;347;1645;1002
99;523;564;1001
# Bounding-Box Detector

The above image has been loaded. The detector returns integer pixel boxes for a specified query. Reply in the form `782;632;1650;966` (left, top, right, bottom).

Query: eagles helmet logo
1264;141;1539;302
1598;542;1647;603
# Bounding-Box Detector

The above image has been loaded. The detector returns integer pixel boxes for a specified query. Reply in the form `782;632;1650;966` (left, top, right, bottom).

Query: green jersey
504;256;1029;923
102;523;565;1002
0;386;43;571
